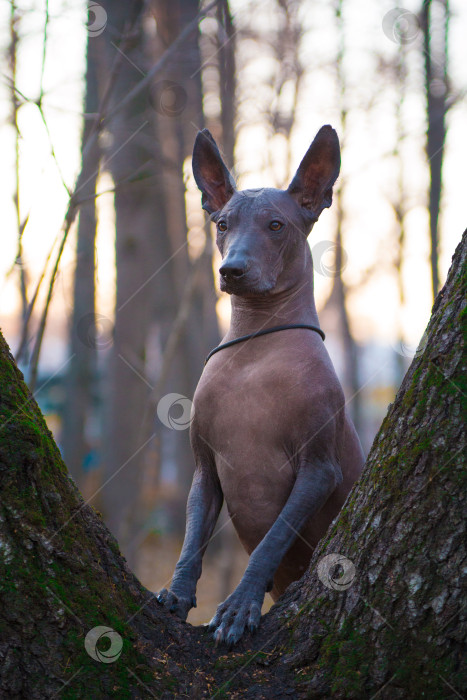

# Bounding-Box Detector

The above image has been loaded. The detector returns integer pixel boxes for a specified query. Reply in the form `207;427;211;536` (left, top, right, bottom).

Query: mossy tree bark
256;230;466;698
0;328;185;698
0;232;465;699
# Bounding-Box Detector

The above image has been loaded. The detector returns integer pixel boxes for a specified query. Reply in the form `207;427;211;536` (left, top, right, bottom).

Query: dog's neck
226;247;319;339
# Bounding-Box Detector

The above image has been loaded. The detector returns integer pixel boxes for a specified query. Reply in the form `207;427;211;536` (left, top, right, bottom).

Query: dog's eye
269;221;283;231
217;221;227;232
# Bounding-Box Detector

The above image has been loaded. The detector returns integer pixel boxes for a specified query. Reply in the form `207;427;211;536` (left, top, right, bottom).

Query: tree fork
0;231;465;698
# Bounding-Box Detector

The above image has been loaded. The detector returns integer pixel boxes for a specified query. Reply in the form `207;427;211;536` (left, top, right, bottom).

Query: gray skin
156;125;364;645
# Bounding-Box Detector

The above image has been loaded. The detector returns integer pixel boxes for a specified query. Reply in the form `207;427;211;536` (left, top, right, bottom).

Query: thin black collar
204;324;325;365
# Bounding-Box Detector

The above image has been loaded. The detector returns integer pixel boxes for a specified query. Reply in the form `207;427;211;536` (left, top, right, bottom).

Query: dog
157;125;364;645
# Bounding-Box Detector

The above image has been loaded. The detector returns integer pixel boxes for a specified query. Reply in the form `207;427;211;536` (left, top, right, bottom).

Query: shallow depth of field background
0;0;465;623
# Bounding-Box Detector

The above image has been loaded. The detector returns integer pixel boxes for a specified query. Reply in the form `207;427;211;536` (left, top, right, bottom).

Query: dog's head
192;126;340;296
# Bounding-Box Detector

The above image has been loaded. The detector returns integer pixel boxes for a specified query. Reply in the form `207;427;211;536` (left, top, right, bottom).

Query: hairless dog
156;125;364;645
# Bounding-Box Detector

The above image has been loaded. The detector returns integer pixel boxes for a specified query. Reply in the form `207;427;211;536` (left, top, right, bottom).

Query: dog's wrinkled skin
156;126;364;645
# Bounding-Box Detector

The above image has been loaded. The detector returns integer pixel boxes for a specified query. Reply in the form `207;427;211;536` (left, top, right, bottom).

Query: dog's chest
193;348;314;462
193;352;319;541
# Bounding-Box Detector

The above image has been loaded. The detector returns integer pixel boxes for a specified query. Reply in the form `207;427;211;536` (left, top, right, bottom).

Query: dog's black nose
220;262;247;279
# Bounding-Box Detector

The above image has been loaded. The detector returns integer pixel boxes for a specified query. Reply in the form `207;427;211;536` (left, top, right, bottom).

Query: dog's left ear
193;129;236;216
287;125;340;221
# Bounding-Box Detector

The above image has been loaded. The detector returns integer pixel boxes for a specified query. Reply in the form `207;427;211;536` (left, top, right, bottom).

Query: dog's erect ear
287;125;341;221
193;129;236;216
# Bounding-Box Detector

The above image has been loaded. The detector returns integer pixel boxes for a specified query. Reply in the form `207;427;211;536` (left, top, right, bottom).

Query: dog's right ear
193;129;236;216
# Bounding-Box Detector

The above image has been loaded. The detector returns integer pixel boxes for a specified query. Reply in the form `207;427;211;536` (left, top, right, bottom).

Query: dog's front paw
208;587;263;645
156;588;196;621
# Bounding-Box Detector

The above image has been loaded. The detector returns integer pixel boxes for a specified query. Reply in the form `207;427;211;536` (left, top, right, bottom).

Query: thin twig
8;2;29;353
38;0;49;101
28;204;76;390
37;106;71;196
15;229;60;363
23;10;141;384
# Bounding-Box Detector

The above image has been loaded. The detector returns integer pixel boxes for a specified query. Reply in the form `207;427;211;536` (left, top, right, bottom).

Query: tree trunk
61;24;101;487
0;231;465;698
421;0;449;300
149;0;204;509
149;0;221;528
393;42;410;387
322;0;362;437
100;0;171;559
214;0;238;602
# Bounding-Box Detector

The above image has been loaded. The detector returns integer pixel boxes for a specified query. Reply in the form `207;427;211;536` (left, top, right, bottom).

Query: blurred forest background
0;0;465;623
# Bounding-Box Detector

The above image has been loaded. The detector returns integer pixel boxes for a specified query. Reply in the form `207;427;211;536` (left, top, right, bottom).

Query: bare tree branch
24;0;223;389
